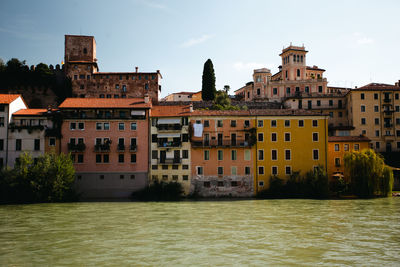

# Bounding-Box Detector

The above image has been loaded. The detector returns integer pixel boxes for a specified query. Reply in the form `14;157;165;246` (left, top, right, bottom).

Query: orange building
328;135;371;181
59;97;151;198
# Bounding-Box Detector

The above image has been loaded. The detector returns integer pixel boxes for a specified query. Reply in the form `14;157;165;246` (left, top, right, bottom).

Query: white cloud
354;32;374;45
233;61;266;71
181;34;213;48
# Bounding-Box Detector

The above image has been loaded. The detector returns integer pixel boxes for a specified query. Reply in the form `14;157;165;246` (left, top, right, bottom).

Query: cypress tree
201;59;216;100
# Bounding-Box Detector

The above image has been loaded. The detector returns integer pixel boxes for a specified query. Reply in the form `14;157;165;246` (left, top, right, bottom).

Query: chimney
135;67;138;73
144;94;149;104
189;103;193;113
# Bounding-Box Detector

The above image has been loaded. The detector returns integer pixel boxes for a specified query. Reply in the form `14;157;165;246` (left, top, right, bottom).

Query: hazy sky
1;0;399;97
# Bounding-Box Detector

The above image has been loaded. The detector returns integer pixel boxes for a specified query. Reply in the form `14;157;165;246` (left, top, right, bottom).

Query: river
0;198;399;266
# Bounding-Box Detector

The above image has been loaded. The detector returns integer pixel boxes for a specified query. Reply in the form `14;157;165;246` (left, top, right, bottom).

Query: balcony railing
68;143;86;152
157;141;182;148
384;110;394;115
191;139;254;148
156;124;182;131
384;124;393;128
94;144;110;152
157;158;182;164
384;98;391;103
117;144;125;151
129;144;137;152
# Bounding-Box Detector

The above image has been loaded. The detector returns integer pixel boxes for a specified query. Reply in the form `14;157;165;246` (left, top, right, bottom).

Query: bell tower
280;44;307;81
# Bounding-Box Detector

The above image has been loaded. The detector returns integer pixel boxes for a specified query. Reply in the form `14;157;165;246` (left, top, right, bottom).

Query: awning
157;133;181;138
131;110;145;116
157;118;181;124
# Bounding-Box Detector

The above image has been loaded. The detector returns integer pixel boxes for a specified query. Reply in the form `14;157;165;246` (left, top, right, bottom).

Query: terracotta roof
0;94;21;104
190;109;327;117
328;135;371;142
151;105;192;117
13;109;49;116
59;98;152;109
306;66;325;71
353;83;400;91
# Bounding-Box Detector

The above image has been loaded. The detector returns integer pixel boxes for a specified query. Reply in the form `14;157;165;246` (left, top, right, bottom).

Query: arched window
293;55;296;62
301;55;303;62
297;55;300;62
297;69;300;77
83;48;87;54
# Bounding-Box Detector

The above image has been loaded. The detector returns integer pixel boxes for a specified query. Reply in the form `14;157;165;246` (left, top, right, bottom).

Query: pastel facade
59;98;151;198
0;94;27;168
149;105;192;194
64;35;162;101
190;110;257;197
162;91;201;102
327;136;371;181
254;110;329;193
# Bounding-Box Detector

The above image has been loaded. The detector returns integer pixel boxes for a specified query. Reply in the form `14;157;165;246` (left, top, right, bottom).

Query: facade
149;105;192;194
190;110;256;197
327;135;371;181
0;94;27;168
59;97;151;198
64;35;162;101
162;91;202;102
253;110;329;193
239;45;328;102
8;109;55;167
348;83;400;152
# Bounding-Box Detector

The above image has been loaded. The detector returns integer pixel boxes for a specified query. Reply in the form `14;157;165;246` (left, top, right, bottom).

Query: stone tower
280;45;308;81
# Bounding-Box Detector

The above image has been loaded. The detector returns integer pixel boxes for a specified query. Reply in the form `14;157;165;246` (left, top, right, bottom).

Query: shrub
131;180;183;201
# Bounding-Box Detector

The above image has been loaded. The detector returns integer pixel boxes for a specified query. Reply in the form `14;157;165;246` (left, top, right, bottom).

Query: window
361;93;365;100
78;122;84;130
218;150;223;160
217;120;223;127
305;86;309;93
152;150;158;159
131;154;136;163
376;142;380;149
0;117;4;127
313;149;319;160
375;130;380;137
118;154;124;163
257;88;260;95
334;144;339;151
313;133;318;142
312;120;318;127
70;122;76;130
318;86;323;93
244;150;250;161
361;105;366;112
258;120;263;127
204;120;209;127
258;166;264;175
218;167;223;175
344;144;349;151
308;100;312;109
204;150;210;160
96;123;102;130
245;166;251;175
231;166;237;175
16;139;21;151
284;120;290;127
271;120;277;127
231;150;237;160
34;139;40;151
297;69;300;77
339;112;343;117
271;133;277;142
182;134;189;142
272;166;278;175
258;133;264;142
131;122;137;130
361;118;366;125
244;120;250;128
258;150;264;160
118;123;125;131
49;138;56;146
374;93;378;100
375;118;379;125
329;100;333;106
329;112;333;118
230;120;236;127
152;165;158;170
285;166;292;175
285;150;291;160
271;149;277;160
317;100;321;106
298;120;304;127
103;154;109;163
374;106;379;112
182;175;188;181
284;133;290;142
182;165;189;169
96;154;101;163
354;144;360;151
180;150;188;159
273;88;277;95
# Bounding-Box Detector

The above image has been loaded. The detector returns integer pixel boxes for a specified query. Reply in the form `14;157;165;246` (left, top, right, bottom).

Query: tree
201;59;216;100
344;149;393;198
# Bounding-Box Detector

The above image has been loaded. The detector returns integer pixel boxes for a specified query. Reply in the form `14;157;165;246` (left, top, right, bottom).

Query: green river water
0;198;399;266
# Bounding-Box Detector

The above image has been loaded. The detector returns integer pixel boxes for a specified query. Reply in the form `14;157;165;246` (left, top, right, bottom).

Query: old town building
64;35;162;101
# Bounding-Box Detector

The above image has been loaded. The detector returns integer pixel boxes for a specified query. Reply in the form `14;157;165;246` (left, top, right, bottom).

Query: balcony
156;124;182;131
384;124;393;128
157;158;182;164
129;144;137;152
383;98;392;103
384;110;394;116
68;143;86;152
191;139;254;148
94;144;110;152
384;134;395;141
157;141;182;148
117;144;125;151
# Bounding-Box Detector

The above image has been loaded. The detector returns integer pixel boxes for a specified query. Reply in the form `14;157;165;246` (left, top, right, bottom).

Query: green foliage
344;149;393;198
201;59;216;100
211;90;242;110
131;180;184;201
256;166;329;199
0;152;77;204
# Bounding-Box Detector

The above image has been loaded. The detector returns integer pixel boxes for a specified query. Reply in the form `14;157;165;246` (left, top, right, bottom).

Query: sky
0;0;400;98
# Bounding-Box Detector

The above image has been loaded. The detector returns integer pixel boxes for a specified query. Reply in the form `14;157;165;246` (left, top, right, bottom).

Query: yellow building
253;110;328;193
327;135;370;181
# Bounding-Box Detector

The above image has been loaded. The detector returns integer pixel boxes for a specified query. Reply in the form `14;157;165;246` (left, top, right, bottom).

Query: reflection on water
0;199;399;266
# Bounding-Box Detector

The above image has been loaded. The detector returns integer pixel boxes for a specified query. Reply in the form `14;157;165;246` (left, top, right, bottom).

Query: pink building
59;97;151;198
